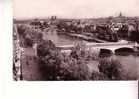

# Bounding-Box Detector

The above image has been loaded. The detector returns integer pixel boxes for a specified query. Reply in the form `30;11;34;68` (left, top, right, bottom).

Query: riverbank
57;31;110;43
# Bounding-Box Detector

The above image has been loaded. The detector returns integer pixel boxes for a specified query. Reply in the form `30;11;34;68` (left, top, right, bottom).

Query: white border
0;1;138;99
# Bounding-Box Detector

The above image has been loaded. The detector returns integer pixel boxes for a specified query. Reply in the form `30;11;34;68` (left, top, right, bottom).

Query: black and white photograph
13;0;139;81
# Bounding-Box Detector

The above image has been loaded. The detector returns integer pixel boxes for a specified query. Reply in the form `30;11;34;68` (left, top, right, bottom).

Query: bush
91;71;109;80
98;58;127;80
58;56;91;80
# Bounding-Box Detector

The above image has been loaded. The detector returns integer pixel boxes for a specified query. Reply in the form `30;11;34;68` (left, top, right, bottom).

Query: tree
129;31;139;42
70;42;87;60
58;56;91;80
37;40;92;80
25;37;33;47
37;40;57;57
24;28;43;43
37;40;62;80
17;24;43;47
17;24;27;37
98;58;126;80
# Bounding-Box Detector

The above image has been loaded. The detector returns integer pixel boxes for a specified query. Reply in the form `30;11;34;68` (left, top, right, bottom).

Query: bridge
57;42;139;54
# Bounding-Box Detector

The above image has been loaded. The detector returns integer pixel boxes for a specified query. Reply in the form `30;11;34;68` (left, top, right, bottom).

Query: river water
112;55;139;79
43;31;139;79
43;30;88;46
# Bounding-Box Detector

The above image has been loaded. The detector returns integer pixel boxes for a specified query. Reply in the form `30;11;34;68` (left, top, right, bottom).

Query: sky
13;0;139;19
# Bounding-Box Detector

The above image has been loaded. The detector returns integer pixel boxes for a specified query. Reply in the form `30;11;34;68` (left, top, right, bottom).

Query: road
21;48;44;80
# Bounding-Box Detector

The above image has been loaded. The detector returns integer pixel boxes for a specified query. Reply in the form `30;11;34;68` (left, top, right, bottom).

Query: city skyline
14;0;139;19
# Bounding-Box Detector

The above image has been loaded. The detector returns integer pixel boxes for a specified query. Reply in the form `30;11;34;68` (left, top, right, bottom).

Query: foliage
91;71;109;80
58;56;91;80
24;27;43;43
70;42;86;59
37;40;137;80
17;24;28;37
117;25;129;39
37;40;57;57
37;40;61;80
37;40;92;80
98;58;127;80
17;24;43;47
129;31;139;42
25;37;33;47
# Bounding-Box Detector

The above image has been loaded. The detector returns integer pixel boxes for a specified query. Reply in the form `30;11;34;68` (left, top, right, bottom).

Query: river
43;30;88;46
113;55;139;79
43;31;139;79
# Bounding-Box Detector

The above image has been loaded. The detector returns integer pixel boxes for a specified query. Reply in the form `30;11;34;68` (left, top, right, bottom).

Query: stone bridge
57;42;139;54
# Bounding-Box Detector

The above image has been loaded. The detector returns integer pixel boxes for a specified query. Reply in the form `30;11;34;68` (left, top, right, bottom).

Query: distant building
119;12;123;17
30;18;41;26
51;16;57;21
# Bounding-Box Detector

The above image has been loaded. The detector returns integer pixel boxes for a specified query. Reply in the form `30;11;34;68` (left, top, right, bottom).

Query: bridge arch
99;48;113;57
115;47;135;56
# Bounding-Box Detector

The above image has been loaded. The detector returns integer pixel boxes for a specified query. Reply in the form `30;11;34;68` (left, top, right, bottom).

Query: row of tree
36;41;137;80
17;24;43;47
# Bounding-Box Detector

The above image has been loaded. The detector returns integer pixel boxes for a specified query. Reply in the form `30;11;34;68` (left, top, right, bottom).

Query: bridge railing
57;42;138;50
86;42;136;47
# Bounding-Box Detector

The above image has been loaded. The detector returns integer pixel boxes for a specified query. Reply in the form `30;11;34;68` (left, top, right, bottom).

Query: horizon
14;0;139;19
14;15;139;20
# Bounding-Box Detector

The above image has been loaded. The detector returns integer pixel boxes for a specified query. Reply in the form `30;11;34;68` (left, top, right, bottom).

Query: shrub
98;58;127;80
58;56;91;80
91;71;109;80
